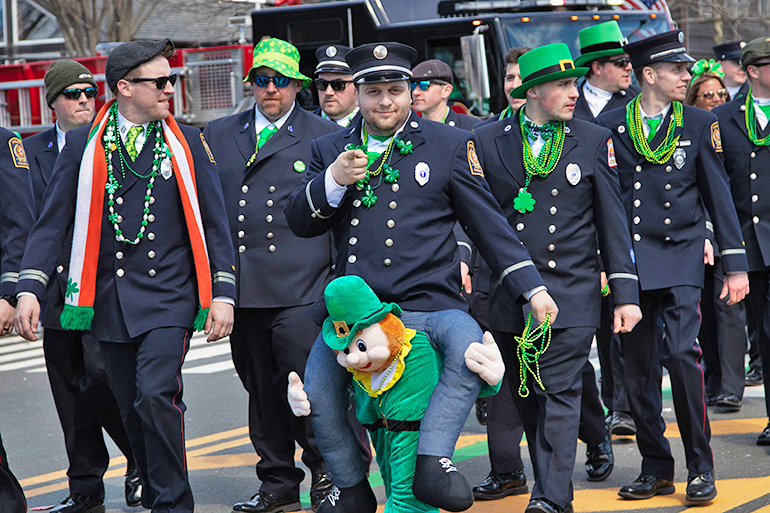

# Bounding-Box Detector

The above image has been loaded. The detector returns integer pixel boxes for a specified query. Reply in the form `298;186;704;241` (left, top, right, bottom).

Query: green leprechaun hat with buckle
322;275;403;351
511;43;587;99
244;37;311;88
574;21;628;68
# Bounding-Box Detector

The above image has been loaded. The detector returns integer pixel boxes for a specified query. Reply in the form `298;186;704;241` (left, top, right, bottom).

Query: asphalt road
2;331;769;513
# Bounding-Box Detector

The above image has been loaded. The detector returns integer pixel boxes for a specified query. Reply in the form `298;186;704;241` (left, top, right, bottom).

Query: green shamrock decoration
65;278;79;300
384;165;400;183
513;191;536;213
396;140;413;155
108;213;119;224
105;180;120;194
362;188;378;207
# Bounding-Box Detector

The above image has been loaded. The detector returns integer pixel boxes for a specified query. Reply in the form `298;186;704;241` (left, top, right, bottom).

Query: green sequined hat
322;275;403;351
511;43;587;99
244;38;311;88
574;21;628;68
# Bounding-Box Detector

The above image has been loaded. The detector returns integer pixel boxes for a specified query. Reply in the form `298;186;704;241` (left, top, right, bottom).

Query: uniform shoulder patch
467;140;484;177
200;133;216;164
9;137;28;169
710;121;722;153
607;138;617;167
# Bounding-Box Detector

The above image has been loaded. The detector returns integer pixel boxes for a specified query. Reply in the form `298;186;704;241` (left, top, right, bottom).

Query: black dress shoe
232;491;301;513
746;368;764;387
50;493;105;513
472;470;528;500
707;393;719;407
757;421;770;446
585;432;614;482
524;498;573;513
686;470;717;502
610;411;636;436
125;467;142;507
715;394;742;411
310;473;335;511
475;398;488;426
618;473;675;500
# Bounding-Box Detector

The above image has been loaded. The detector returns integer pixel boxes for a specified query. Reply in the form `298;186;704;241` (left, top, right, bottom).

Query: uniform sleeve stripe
457;241;472;253
18;269;49;286
498;260;535;285
705;221;714;231
306;180;332;220
0;272;19;283
608;273;639;281
212;271;236;286
720;249;746;256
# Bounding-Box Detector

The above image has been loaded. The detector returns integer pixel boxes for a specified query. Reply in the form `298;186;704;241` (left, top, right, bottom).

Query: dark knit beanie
45;60;97;108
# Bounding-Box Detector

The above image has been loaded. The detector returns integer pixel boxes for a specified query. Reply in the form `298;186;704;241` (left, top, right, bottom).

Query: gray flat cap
106;39;174;91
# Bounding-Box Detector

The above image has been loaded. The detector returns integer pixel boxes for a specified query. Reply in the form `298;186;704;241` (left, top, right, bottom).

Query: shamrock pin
65;278;79;300
105;180;121;194
513;191;536;213
108;212;120;224
356;173;371;188
362;188;378;207
396;140;413;155
383;165;400;183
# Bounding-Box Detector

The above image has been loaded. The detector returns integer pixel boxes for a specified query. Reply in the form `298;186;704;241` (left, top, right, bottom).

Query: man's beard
362;105;410;136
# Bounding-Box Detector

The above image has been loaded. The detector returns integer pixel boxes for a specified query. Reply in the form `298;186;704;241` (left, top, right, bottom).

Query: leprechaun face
337;323;393;373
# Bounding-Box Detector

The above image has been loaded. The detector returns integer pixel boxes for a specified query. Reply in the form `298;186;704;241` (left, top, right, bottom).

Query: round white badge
678;31;685;44
326;46;337;57
373;45;388;60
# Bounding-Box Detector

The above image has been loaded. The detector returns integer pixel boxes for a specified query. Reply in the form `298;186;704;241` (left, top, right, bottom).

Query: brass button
353;199;362;208
634;182;641;190
116;251;124;260
238;214;245;222
664;184;672;191
384;258;392;266
751;173;758;180
266;199;274;207
751;152;757;158
267;232;273;239
634;199;641;208
551;188;558;197
665;236;671;241
116;268;124;277
148;214;155;223
516;223;524;231
548;225;556;234
351;218;360;226
266;215;273;223
665;166;672;172
550;206;557;215
269;185;276;193
635;165;642;172
116;215;123;224
348;255;357;264
148;269;156;277
634;233;641;241
242;185;249;193
633;216;640;225
664;202;671;208
239;199;246;207
547;260;556;269
149;197;155;205
148;233;155;241
391;184;400;192
349;237;357;245
387;219;395;228
664;218;671;225
239;245;246;253
116;197;123;205
238;231;245;239
148;250;155;259
385;238;393;247
56;265;64;273
754;216;760;224
268;245;276;253
389;201;397;210
753;195;759;203
548;244;555;252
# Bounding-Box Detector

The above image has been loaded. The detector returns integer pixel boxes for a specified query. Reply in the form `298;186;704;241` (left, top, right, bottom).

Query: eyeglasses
129;74;177;89
606;57;631;68
315;78;353;91
701;89;728;100
253;75;292;88
61;87;98;100
411;80;448;91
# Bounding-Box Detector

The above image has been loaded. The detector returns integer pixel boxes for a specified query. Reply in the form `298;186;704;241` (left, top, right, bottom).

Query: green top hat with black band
244;38;311;89
574;21;628;68
322;275;403;351
511;43;587;99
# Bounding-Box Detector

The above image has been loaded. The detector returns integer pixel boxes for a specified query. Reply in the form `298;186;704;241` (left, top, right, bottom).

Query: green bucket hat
244;38;311;88
574;21;628;68
322;275;403;351
511;43;587;99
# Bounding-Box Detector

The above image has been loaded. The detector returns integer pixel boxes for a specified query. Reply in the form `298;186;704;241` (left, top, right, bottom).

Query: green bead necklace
745;87;770;146
351;124;405;208
103;102;169;245
514;108;566;213
625;94;683;164
515;312;552;397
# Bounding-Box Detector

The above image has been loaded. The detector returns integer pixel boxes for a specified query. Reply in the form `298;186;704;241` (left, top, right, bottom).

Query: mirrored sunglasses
315;78;353;91
253;75;292;88
701;89;728;100
607;57;631;68
411;80;447;91
129;74;177;89
61;87;98;100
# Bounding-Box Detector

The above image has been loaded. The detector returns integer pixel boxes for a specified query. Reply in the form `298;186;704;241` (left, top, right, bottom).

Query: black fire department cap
315;45;353;74
346;42;417;84
106;39;175;91
624;30;694;69
713;41;745;62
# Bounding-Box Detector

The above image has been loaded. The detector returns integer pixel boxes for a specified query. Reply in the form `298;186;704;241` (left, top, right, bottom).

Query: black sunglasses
411;80;448;91
129;74;178;89
315;78;353;91
61;87;98;100
751;61;770;68
606;57;631;68
253;75;292;88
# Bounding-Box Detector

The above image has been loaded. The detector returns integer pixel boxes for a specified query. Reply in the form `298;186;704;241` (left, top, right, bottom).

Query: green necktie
126;125;144;161
645;117;661;142
759;104;770;121
246;125;279;167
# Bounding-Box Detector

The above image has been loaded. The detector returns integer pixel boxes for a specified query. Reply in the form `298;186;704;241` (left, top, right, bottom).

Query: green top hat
511;43;587;99
574;21;628;68
322;276;403;351
244;38;311;88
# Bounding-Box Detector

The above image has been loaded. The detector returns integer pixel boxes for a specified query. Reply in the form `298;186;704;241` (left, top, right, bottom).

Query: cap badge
415;162;430;186
79;73;92;79
678;32;685;44
566;163;581;186
326;46;337;58
373;45;388;60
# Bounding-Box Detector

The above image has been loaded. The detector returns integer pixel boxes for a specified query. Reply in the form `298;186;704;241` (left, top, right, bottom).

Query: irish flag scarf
60;99;212;332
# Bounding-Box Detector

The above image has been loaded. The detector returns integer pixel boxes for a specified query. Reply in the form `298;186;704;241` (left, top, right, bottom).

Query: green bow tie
523;120;559;141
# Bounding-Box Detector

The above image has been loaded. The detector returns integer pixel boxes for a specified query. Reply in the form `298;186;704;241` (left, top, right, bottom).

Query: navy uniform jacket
475;113;639;331
574;83;640;122
445;109;478;130
714;98;770;271
284;111;545;313
16;122;236;341
732;82;750;102
0;129;36;297
596;104;748;290
203;105;339;308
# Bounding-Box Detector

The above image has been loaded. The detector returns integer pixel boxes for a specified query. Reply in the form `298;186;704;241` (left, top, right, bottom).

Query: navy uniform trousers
0;432;26;513
25;127;136;501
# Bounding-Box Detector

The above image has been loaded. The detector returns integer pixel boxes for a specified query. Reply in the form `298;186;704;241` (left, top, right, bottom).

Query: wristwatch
0;295;18;308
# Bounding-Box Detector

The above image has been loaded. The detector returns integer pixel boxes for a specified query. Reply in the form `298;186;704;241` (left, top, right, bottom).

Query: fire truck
251;0;674;114
0;44;254;136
